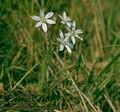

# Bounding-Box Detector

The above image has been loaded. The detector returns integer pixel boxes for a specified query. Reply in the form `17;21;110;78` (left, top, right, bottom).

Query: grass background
0;0;120;111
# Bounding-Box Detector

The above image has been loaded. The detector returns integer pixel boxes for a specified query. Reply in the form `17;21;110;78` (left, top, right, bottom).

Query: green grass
0;0;120;112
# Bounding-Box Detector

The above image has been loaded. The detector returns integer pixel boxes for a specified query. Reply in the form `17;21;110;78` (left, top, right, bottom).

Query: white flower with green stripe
59;11;71;27
65;21;83;44
31;10;56;32
57;30;73;53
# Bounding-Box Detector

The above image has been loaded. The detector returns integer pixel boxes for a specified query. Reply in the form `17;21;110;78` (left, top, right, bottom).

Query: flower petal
65;45;71;53
63;11;67;20
59;30;64;40
46;19;56;24
31;16;40;21
59;15;63;20
65;33;70;37
72;21;76;30
71;36;76;44
75;29;83;34
75;35;83;41
35;22;42;27
68;43;73;49
64;36;69;41
57;38;63;43
67;22;72;27
65;26;71;31
59;44;64;51
61;21;65;24
45;12;53;19
75;35;80;38
42;23;47;32
40;10;44;17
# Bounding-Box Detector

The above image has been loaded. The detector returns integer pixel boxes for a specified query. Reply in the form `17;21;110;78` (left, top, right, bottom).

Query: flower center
40;17;46;23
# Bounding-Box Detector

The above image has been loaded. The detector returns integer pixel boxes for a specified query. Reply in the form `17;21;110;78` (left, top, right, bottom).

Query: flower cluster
31;10;83;53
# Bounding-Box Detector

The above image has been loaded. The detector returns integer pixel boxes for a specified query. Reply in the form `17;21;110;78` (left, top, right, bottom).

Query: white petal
65;33;70;37
59;44;64;51
57;38;63;43
46;19;56;24
67;22;72;27
73;21;76;27
35;22;42;27
31;16;40;21
71;36;76;44
65;45;71;53
75;35;80;38
59;15;63;19
45;12;54;19
61;21;65;24
40;10;44;17
75;35;83;41
42;23;47;32
59;30;64;40
65;26;71;31
72;21;76;30
68;43;74;49
64;36;69;41
63;11;67;20
75;29;83;34
80;38;83;41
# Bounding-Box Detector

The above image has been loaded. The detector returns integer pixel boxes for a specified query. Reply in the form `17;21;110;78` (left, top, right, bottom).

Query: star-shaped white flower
59;11;71;27
31;10;56;32
57;30;73;53
65;21;83;44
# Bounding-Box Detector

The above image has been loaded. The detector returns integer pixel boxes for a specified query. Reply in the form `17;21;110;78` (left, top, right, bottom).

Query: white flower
65;21;83;44
57;30;73;53
31;10;56;32
59;11;71;27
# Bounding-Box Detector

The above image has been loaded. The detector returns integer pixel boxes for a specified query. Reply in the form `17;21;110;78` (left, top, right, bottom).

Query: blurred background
0;0;120;112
